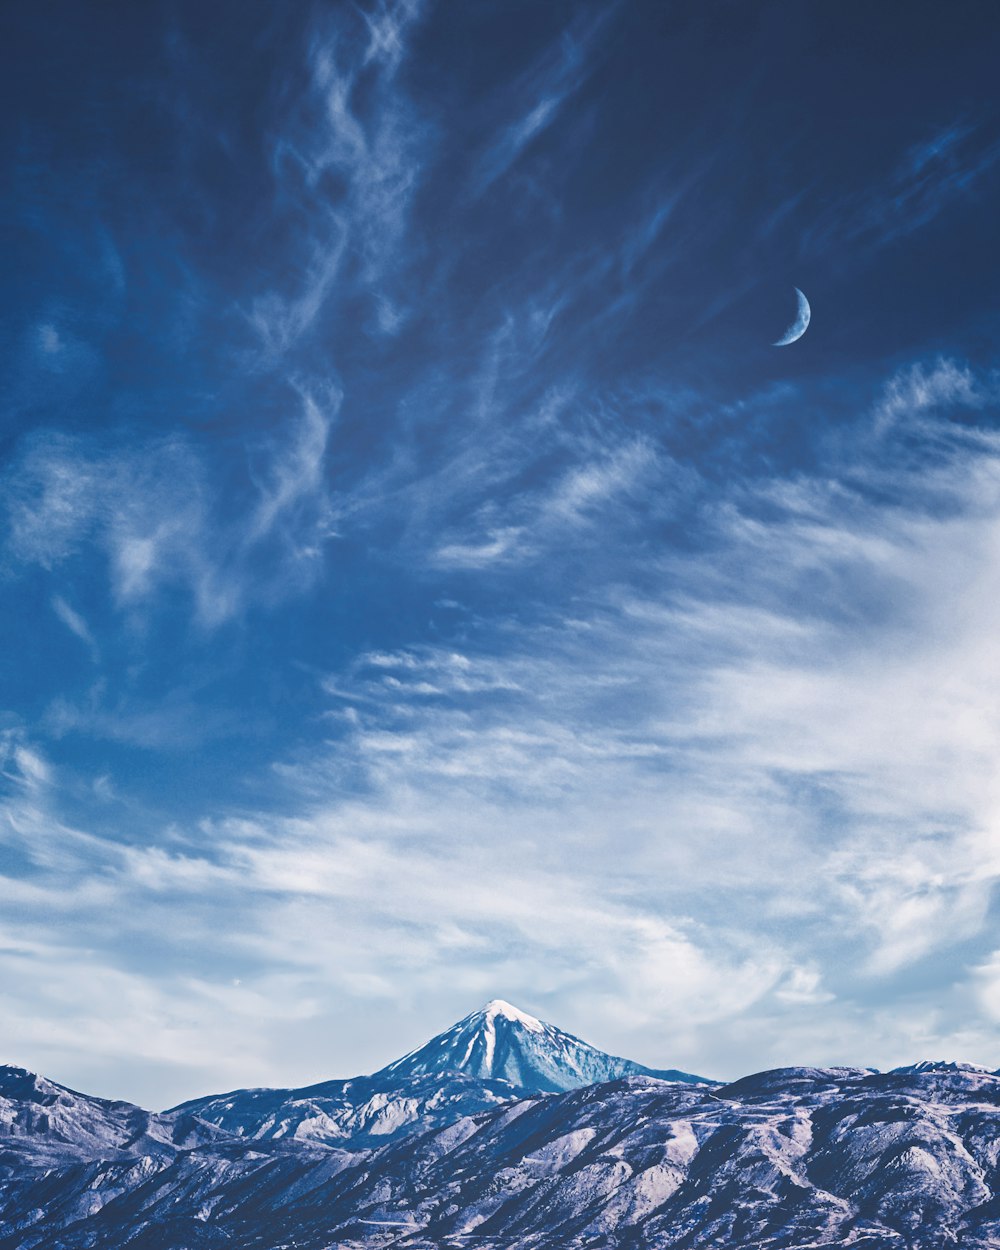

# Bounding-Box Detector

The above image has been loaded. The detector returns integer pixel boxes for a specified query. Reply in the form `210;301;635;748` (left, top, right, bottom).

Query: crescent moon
772;287;811;347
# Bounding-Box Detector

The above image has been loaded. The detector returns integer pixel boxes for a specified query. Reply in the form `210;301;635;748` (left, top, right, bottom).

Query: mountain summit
374;998;707;1092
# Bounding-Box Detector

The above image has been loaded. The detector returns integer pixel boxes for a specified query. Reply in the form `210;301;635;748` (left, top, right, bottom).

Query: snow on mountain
0;1064;224;1167
374;998;710;1092
168;999;706;1152
10;1011;1000;1248
7;1065;1000;1247
891;1059;992;1075
169;1068;521;1151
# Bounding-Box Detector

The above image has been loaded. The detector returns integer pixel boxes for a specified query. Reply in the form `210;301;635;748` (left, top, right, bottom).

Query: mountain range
3;1000;1000;1248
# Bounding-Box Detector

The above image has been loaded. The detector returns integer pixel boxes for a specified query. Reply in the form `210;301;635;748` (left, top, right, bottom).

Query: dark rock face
5;1062;1000;1247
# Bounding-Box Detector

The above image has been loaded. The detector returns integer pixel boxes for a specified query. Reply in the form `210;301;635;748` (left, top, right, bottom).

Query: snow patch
482;999;544;1033
524;1127;597;1172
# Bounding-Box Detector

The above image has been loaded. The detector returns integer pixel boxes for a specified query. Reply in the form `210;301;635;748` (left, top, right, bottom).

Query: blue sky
5;0;1000;1107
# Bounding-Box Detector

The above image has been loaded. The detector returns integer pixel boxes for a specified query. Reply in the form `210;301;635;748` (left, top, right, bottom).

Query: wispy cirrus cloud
468;11;604;196
806;118;1000;255
872;356;990;433
428;433;661;571
50;596;98;662
244;386;339;557
4;387;337;628
248;0;429;357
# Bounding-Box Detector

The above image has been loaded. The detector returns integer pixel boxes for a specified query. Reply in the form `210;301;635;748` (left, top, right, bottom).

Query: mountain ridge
5;1060;1000;1246
0;1063;226;1167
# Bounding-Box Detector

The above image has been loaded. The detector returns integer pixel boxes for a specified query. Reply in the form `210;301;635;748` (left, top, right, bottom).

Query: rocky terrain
2;1003;1000;1248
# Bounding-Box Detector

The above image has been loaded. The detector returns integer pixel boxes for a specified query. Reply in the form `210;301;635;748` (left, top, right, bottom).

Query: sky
4;0;1000;1109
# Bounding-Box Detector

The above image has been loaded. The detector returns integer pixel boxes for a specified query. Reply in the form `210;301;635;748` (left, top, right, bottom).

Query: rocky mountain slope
0;1065;224;1167
169;1068;522;1151
3;1009;1000;1247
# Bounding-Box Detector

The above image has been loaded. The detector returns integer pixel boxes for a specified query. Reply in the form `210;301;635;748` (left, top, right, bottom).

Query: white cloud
434;526;528;569
36;324;62;355
774;966;835;1007
469;8;613;196
50;595;97;658
12;745;51;791
361;0;423;74
541;438;658;523
5;435;100;567
806;120;1000;254
4;387;336;629
873;357;987;432
247;2;428;357
245;389;338;547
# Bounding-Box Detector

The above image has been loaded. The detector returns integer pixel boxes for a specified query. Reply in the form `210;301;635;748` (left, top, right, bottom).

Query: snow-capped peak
481;1000;543;1033
373;1000;708;1093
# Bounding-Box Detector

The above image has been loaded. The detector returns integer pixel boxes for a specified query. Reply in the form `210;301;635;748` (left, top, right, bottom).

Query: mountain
374;998;710;1092
6;1064;1000;1247
891;1059;992;1075
8;1006;1000;1248
169;999;707;1151
0;1064;223;1167
168;1068;521;1151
